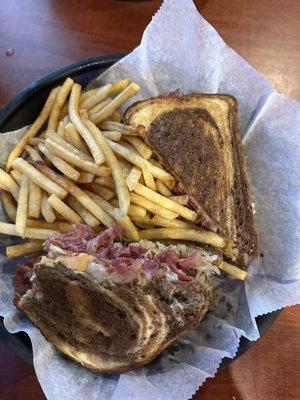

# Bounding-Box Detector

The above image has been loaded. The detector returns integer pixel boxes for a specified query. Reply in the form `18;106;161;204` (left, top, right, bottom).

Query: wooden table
0;1;299;399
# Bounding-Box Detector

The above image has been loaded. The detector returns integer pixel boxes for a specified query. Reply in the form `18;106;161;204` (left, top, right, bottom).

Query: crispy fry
101;130;122;141
219;261;249;280
1;191;17;221
0;221;57;240
100;121;144;136
76;172;95;184
67;196;99;228
47;194;83;223
141;162;157;191
10;169;22;185
169;195;189;205
80;84;112;111
111;199;146;220
35;163;114;228
130;192;178;220
111;110;122;123
94;176;115;190
45;132;92;161
124;136;152;159
28;180;42;218
38;142;80;180
48;78;74;132
6;241;43;259
86;191;139;241
26;219;72;231
69;83;104;164
107;140;174;182
15;175;30;237
156;179;172;197
134;183;197;222
41;191;56;222
27;138;45;146
117;157;132;176
65;123;90;153
44;138;109;176
12;158;67;198
84;183;114;201
134;214;194;229
89;98;112;116
0;168;19;200
24;145;43;162
57;121;66;138
6;87;59;170
91;83;140;124
85;120;130;216
109;78;130;95
140;228;224;248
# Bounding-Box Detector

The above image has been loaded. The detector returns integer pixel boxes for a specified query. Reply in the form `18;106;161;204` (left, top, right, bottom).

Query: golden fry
84;183;114;201
69;83;104;164
0;168;19;200
65;123;90;154
47;194;83;223
89;98;111;116
10;169;22;185
35;163;114;228
124;136;152;159
90;83;140;124
140;228;224;248
48;78;74;132
76;172;95;184
38;142;80;180
219;261;249;280
101;130;122;141
169;195;189;205
0;221;57;240
80;84;112;111
94;176;115;190
15;175;30;237
125;166;142;191
67;196;99;228
6;241;43;259
141;162;157;191
27;138;45;146
57;121;66;138
13;158;67;199
1;191;17;221
156;179;172;197
24;145;43;162
28;180;42;218
41;191;56;222
134;183;197;222
6;87;59;171
130;192;178;220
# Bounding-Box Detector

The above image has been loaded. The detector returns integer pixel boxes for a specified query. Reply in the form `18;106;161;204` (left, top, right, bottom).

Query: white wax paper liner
1;1;300;399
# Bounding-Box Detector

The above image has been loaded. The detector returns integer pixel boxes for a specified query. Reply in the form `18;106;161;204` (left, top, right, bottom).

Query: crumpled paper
1;1;300;399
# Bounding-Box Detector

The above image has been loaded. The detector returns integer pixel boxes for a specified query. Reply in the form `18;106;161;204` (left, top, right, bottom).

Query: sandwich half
124;93;258;265
13;224;218;373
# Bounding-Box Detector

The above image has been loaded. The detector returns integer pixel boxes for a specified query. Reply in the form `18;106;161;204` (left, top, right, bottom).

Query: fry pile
0;77;247;280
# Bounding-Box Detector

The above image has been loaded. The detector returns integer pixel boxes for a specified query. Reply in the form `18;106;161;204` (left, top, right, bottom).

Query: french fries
134;183;197;222
140;228;224;248
41;192;56;223
13;158;67;199
111;199;146;220
141;162;157;191
27;138;45;146
102;130;122;141
125;166;142;191
35;163;115;228
80;84;112;111
67;196;99;228
156;180;172;197
109;78;130;95
10;169;23;185
45;133;92;161
38;142;80;180
25;145;43;162
76;172;95;184
133;214;195;230
69;84;104;164
130;192;178;220
124;136;152;159
85;120;130;216
84;183;114;201
6;87;59;171
107;140;174;182
169;195;189;205
89;98;112;116
0;168;19;200
57;121;66;138
219;261;249;280
86;191;139;241
65;123;90;153
1;191;17;221
0;221;57;240
48;78;74;132
6;241;43;259
100;121;144;136
90;83;140;124
26;219;72;231
94;176;115;190
28;180;42;218
44;138;109;176
15;175;29;237
47;194;83;223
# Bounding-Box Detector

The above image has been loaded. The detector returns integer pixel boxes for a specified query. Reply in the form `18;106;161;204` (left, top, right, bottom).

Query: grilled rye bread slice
13;226;215;373
124;94;258;265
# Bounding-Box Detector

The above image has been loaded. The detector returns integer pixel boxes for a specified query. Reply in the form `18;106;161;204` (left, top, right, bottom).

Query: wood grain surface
0;1;299;399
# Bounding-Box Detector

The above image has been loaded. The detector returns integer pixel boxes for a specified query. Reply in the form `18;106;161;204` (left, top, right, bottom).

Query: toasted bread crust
124;94;258;265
